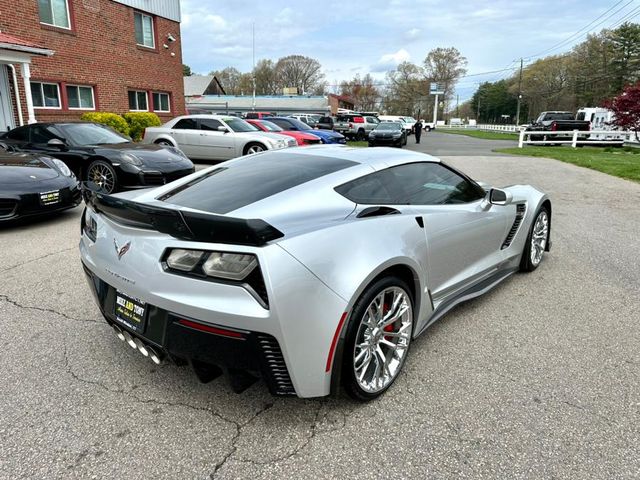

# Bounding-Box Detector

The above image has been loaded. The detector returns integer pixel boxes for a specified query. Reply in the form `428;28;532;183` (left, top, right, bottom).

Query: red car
246;119;323;146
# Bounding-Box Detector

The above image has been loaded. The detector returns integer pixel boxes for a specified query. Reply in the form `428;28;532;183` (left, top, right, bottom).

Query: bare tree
382;61;429;115
209;67;243;94
253;59;279;95
423;47;468;102
340;74;381;111
275;55;325;94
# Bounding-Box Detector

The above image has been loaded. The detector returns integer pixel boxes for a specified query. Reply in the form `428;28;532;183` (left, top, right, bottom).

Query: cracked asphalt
1;139;639;479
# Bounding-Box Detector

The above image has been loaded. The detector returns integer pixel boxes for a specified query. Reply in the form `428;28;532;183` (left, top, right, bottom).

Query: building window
128;90;148;111
134;12;155;48
152;92;170;112
31;82;61;109
38;0;71;29
66;85;95;110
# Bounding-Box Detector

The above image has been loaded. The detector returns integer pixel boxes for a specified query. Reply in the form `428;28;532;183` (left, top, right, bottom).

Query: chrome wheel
247;144;265;154
530;210;549;266
88;162;116;193
353;286;412;393
156;140;172;146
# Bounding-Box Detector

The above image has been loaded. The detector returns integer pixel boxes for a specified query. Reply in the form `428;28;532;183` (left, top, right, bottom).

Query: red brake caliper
382;303;394;339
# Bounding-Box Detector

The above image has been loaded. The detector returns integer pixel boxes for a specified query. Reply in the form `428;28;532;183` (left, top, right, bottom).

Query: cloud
370;49;411;72
405;28;421;40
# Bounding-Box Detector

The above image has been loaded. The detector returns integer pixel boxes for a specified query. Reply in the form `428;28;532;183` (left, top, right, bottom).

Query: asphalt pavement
1;137;639;479
409;130;518;156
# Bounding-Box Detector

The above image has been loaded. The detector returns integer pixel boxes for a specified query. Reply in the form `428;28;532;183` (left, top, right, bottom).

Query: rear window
162;154;357;214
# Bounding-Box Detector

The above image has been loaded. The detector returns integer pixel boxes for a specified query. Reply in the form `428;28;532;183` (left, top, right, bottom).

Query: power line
525;0;636;60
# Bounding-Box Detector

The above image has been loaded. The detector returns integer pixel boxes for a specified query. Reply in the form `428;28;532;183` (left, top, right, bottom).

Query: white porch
0;32;54;132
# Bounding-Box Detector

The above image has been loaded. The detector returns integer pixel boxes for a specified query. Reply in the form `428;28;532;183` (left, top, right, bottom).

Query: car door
393;163;509;305
197;118;235;160
169;118;199;158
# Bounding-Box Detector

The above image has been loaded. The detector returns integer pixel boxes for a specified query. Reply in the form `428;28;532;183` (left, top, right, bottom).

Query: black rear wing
82;186;283;246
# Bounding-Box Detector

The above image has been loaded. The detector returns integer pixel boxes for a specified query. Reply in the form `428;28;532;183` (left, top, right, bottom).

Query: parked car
400;117;417;133
267;117;346;144
333;114;379;141
142;115;297;161
528;111;591;141
316;116;336;130
1;122;194;194
80;147;551;399
289;114;322;128
0;142;81;222
246;119;323;146
368;121;407;147
378;115;413;135
244;112;275;119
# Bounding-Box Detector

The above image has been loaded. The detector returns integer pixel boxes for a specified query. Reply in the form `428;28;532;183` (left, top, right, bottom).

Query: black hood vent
502;203;526;249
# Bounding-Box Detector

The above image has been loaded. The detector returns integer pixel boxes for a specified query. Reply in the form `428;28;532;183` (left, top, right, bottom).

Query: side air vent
256;334;296;396
501;203;526;249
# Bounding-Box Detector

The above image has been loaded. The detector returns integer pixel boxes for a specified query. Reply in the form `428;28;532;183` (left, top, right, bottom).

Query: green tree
423;47;468;107
253;59;279;95
472;80;517;123
608;22;640;93
182;64;192;76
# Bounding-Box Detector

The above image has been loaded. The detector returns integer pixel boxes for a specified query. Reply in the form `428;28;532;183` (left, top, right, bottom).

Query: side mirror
47;138;67;150
489;188;513;206
217;126;229;133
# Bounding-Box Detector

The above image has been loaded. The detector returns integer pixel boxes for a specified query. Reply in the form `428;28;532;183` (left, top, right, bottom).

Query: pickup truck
333;114;379;140
528;111;590;140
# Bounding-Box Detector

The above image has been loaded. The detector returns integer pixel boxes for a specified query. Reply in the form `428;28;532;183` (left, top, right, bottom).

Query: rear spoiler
82;186;284;246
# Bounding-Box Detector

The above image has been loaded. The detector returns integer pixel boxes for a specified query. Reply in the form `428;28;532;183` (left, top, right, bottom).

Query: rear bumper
82;263;296;395
117;166;195;189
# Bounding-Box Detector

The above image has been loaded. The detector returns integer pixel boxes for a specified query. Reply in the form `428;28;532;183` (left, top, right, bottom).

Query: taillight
551;122;557;131
326;312;348;372
177;318;246;339
353;116;364;123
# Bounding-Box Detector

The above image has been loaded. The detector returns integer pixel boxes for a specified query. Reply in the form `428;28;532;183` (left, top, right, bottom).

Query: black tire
342;275;414;401
356;129;365;141
86;159;118;194
520;206;550;272
394;140;403;148
243;142;267;155
403;135;407;145
155;139;174;147
425;126;431;132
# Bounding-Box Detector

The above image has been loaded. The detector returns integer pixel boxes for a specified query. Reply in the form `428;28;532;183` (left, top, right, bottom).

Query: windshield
285;118;311;130
257;120;283;132
375;123;401;131
224;118;259;132
60;123;129;145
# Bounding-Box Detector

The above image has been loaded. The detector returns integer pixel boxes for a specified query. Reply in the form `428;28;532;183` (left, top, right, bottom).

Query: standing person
414;119;423;144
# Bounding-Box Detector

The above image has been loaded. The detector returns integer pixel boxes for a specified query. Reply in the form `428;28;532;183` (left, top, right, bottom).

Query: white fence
437;123;639;145
517;130;626;148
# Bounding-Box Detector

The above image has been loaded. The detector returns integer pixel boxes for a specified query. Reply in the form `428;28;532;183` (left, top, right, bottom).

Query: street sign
430;82;444;95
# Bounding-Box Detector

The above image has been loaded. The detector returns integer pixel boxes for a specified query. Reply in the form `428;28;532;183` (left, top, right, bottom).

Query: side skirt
415;267;517;338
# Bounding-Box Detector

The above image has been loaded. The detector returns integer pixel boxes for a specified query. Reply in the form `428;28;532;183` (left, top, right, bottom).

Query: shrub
123;112;162;141
80;112;130;137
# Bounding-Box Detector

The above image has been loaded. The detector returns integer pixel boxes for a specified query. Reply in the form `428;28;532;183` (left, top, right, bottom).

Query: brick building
0;0;184;132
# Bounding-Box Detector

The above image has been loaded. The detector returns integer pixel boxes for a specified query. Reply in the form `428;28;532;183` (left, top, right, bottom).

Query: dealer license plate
40;190;60;206
115;291;147;333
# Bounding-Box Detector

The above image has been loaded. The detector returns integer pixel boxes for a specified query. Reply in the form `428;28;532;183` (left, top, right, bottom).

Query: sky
179;0;640;103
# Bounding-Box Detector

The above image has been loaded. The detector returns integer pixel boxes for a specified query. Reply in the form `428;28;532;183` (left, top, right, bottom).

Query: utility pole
251;22;256;111
515;57;523;125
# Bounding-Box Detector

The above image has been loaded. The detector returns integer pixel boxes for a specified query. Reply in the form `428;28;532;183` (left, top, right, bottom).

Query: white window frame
134;11;155;49
39;0;71;30
128;90;149;112
31;82;62;110
66;84;95;110
152;92;170;113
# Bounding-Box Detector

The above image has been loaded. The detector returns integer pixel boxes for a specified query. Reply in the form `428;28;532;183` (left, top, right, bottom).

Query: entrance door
0;65;15;133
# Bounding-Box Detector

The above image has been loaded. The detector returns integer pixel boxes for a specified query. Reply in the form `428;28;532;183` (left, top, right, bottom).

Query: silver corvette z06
80;146;551;400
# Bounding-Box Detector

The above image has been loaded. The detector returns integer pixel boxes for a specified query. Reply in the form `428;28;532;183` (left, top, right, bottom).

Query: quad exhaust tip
112;323;163;364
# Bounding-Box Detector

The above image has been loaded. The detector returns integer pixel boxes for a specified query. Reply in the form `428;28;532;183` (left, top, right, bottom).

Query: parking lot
1;138;639;479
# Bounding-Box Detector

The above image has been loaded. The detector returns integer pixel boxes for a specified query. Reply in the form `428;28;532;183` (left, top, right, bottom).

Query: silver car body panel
80;147;550;398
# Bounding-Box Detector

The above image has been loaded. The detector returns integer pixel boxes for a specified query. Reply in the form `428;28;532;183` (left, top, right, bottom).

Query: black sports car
1;122;195;194
368;122;407;147
0;143;81;222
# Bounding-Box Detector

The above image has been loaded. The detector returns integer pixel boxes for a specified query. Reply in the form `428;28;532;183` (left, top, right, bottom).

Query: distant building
0;0;185;132
185;91;355;116
184;75;227;97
